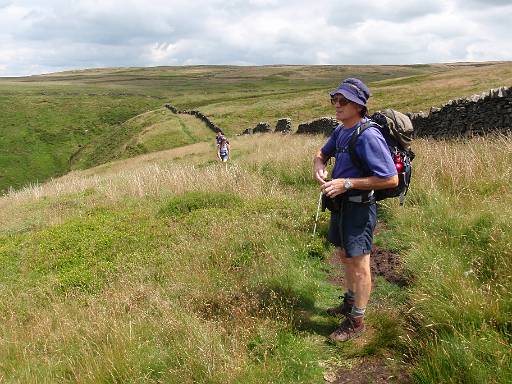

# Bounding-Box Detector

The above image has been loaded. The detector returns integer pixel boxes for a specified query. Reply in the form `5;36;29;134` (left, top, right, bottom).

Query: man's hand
321;178;347;198
313;151;329;184
314;164;328;184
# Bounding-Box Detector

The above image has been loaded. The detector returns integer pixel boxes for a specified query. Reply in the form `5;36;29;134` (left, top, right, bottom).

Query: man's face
331;95;362;121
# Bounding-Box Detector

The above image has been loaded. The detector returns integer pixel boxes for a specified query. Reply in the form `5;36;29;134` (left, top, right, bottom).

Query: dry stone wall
296;117;338;136
168;85;512;140
275;118;292;133
241;119;291;135
409;86;512;138
164;103;220;133
253;122;272;133
240;116;338;136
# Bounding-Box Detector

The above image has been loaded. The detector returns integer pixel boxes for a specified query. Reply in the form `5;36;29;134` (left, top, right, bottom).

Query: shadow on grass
293;306;339;337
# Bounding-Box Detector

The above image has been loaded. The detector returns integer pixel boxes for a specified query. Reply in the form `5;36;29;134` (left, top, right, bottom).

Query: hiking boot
326;295;354;317
329;315;365;342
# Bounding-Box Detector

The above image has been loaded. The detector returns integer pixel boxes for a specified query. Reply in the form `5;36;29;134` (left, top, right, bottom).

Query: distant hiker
312;78;399;342
217;136;231;162
215;129;225;147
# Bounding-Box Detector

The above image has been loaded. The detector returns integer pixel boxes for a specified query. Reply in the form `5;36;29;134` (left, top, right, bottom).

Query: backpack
348;109;415;206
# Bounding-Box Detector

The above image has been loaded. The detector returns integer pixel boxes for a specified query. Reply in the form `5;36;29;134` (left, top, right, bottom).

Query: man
313;78;398;342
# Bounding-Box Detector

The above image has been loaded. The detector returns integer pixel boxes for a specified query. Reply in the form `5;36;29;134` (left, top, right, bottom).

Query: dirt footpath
325;244;412;384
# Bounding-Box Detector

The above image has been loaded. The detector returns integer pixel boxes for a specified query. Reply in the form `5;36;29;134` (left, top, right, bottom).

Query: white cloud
0;0;511;76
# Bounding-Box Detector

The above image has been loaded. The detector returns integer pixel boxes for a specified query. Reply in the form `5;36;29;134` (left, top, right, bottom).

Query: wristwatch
343;178;353;190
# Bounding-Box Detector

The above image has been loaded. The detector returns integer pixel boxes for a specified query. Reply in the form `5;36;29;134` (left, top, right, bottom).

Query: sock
345;290;355;301
351;305;366;318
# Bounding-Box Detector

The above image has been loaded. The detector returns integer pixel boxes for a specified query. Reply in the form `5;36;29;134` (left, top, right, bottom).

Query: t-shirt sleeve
320;127;340;158
356;128;398;178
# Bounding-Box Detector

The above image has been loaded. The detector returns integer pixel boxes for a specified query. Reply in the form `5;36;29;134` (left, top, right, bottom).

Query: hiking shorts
220;153;229;162
327;201;377;257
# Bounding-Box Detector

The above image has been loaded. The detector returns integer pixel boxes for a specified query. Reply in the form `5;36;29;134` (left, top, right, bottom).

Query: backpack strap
348;121;380;176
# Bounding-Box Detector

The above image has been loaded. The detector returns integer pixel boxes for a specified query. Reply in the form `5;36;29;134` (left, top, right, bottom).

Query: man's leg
339;249;357;294
329;253;371;341
351;253;372;310
326;248;355;316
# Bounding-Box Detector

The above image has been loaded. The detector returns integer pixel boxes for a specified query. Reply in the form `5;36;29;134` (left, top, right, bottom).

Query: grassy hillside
70;107;214;169
0;82;163;192
0;132;510;383
1;62;512;192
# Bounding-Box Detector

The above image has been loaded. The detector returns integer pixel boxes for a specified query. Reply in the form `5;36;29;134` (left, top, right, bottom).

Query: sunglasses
330;96;351;106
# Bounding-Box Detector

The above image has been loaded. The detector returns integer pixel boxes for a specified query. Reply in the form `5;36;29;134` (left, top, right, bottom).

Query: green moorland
0;131;510;382
0;62;510;382
1;62;512;192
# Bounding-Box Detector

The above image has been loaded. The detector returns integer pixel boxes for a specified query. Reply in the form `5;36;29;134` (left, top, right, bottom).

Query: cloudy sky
1;0;511;76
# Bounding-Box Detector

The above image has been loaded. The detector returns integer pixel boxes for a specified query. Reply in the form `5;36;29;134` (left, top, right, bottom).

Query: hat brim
329;89;366;106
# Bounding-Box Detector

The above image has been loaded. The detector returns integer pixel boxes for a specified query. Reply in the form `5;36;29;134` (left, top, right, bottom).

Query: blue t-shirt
321;118;397;180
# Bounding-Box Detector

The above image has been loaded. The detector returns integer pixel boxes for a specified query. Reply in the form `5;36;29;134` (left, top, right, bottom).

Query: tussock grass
2;163;268;207
0;131;511;382
384;135;512;383
0;133;335;382
0;134;320;234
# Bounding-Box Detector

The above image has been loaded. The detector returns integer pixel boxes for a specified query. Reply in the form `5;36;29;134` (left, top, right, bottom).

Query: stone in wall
275;118;292;133
409;86;512;138
296;117;338;136
253;122;272;133
164;104;178;113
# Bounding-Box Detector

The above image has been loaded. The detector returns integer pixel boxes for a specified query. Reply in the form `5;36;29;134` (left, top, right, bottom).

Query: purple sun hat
329;78;371;106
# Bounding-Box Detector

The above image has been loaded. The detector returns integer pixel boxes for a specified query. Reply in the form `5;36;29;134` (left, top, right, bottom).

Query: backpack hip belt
345;190;374;203
322;190;375;212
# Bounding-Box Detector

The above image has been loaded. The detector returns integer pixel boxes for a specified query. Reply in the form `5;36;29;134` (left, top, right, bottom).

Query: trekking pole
312;191;323;237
